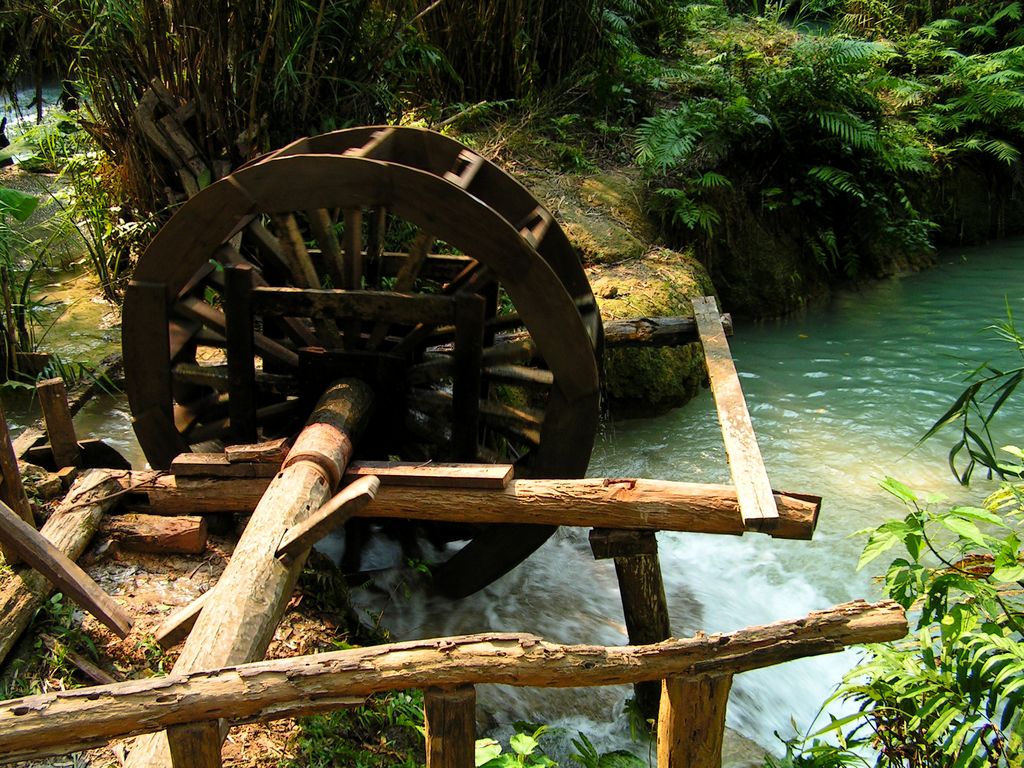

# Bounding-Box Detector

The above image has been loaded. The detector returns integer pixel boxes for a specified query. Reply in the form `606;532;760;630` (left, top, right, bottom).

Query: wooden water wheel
122;126;602;596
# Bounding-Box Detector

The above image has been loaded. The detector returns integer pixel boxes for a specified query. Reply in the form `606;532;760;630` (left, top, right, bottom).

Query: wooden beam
424;686;476;768
225;437;289;463
657;675;733;768
0;499;132;638
0;471;124;667
693;296;779;532
170;453;281;478
132;474;819;540
224;264;257;445
344;461;513;489
36;378;82;469
0;600;907;764
251;286;455;326
167;720;222;768
276;475;379;563
121;379;374;768
99;514;207;554
155;590;211;651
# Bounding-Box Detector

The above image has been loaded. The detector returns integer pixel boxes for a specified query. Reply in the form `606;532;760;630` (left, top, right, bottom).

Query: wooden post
590;529;670;720
657;675;733;768
123;379;374;768
452;293;485;461
0;400;33;565
36;378;81;469
225;264;257;445
166;721;222;768
424;686;476;768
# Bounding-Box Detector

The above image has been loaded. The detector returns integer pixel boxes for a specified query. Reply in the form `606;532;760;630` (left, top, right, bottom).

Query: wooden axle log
0;600;906;763
0;471;123;667
129;474;819;540
121;379;373;768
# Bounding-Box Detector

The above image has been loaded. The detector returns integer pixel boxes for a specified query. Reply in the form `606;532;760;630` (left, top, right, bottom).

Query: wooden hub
122;126;603;595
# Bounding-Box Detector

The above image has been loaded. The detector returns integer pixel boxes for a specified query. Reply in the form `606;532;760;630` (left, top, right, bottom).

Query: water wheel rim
124;150;600;596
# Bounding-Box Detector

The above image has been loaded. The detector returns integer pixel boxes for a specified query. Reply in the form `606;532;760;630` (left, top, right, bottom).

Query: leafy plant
774;475;1024;767
476;726;555;768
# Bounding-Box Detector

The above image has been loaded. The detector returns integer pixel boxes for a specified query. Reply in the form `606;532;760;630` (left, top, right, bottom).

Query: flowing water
349;237;1024;760
7;237;1024;761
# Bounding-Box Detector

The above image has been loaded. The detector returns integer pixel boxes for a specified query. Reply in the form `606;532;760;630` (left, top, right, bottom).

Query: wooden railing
0;600;906;767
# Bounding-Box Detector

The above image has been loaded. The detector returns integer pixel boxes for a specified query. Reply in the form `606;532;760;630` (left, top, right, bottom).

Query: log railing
0;599;906;767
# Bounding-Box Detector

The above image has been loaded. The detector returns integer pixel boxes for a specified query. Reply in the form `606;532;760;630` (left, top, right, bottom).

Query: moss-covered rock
589;248;715;417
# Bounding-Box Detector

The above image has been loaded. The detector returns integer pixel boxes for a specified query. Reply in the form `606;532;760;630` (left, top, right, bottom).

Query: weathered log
0;600;906;763
602;314;733;348
424;686;476;768
0;471;123;667
132;474;819;540
99;514;207;554
122;379;373;768
658;675;733;768
345;461;513;489
693;296;779;531
0;499;132;638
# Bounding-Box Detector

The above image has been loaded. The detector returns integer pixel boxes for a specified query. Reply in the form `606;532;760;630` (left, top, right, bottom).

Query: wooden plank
424;686;476;768
170;453;281;478
250;286;455;326
225;437;290;463
343;461;513;489
0;399;34;541
276;475;379;562
0;498;132;638
0;600;908;765
0;472;123;667
692;296;779;532
657;675;733;768
167;720;222;768
35;378;81;468
155;591;211;651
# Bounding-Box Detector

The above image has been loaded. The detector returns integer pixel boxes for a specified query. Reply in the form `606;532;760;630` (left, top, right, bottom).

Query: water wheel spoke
407;355;453;386
482;364;554;389
308;208;345;287
174;392;226;434
175;296;300;369
274;213;321;288
244;219;292;279
481;338;538;366
339;208;364;349
367;230;434;351
365;206;387;286
169;318;202;360
185;398;302;445
452;293;485;460
172;363;300;395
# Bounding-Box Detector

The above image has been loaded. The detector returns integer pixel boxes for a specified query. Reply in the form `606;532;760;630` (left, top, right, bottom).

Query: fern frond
808;165;866;200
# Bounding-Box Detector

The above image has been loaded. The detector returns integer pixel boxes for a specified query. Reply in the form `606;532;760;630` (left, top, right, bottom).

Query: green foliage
774;476;1024;767
477;726;556;768
922;309;1024;484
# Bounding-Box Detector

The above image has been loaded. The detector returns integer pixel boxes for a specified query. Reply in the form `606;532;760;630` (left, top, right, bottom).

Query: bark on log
0;600;906;763
121;379;373;768
131;473;819;540
99;514;207;554
602;314;733;348
0;471;123;667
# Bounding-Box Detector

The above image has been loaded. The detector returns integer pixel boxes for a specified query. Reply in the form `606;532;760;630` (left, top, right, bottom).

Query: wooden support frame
658;675;733;768
590;529;671;719
693;296;780;532
224;263;258;445
452;293;485;461
276;475;380;562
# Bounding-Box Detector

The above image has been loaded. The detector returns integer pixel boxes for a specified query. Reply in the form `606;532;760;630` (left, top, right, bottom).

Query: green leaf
598;751;646;768
991;564;1024;581
0;187;39;222
939;515;987;546
881;476;918;503
475;738;503;766
858;529;901;570
948;506;1004;526
510;732;538;756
